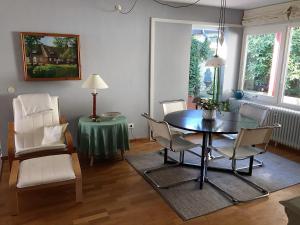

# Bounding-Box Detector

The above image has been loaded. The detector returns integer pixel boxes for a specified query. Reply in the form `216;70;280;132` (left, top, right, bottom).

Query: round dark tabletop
164;110;258;134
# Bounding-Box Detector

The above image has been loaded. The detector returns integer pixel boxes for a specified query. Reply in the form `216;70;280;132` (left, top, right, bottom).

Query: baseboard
130;137;149;143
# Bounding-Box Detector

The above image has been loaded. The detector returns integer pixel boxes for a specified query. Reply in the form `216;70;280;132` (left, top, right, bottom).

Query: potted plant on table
197;98;220;120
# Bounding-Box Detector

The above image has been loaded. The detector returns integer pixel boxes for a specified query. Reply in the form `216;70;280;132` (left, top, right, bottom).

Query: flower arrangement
196;98;220;110
193;97;230;111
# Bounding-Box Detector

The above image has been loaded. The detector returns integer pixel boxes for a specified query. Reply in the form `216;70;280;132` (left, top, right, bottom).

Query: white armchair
8;94;74;167
8;94;82;215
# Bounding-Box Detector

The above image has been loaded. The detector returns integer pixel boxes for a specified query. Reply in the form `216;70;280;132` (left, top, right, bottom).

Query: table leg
200;133;208;189
90;155;94;167
121;149;125;160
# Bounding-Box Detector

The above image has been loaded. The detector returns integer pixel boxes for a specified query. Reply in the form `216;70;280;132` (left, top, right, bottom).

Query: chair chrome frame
206;126;280;204
142;113;201;189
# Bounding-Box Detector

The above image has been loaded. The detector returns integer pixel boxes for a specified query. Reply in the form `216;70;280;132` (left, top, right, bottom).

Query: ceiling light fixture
205;0;227;103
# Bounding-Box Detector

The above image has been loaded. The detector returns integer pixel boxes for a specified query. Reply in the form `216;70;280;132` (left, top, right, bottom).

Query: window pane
188;28;218;99
283;27;300;105
243;33;280;96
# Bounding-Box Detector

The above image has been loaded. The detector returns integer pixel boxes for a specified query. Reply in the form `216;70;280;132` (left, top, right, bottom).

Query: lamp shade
205;55;226;67
82;74;109;91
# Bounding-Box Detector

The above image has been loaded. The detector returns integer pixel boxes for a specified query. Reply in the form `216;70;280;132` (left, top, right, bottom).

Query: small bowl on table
97;112;121;121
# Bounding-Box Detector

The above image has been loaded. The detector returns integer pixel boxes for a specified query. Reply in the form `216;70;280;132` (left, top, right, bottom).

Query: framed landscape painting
20;32;81;81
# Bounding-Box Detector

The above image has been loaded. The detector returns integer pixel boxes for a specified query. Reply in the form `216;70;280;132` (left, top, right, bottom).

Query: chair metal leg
202;157;269;204
144;148;199;189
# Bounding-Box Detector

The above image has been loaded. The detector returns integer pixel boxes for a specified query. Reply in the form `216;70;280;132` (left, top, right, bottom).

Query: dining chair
223;103;269;140
211;125;278;203
142;113;201;189
160;99;194;136
217;103;269;168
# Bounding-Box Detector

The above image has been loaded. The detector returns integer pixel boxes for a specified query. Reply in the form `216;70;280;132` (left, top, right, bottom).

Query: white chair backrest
161;99;187;116
239;103;269;126
142;113;171;141
234;126;274;149
13;96;60;133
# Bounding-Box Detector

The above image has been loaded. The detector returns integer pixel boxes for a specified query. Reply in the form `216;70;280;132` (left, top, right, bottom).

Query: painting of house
21;32;81;81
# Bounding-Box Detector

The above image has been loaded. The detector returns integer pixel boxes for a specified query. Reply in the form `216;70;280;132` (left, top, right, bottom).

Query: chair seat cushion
17;154;76;188
156;135;200;152
15;131;66;156
215;144;265;159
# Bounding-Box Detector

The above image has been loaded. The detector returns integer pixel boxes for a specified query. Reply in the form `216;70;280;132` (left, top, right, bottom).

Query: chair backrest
234;126;275;150
239;103;269;126
141;113;171;141
13;96;60;133
161;99;187;116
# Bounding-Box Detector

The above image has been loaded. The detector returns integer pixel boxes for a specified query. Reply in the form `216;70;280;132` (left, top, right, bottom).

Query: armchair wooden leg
72;153;83;203
9;160;20;215
75;177;83;203
9;186;19;215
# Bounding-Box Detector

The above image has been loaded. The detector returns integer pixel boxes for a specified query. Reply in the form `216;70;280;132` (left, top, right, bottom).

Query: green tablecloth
78;116;129;158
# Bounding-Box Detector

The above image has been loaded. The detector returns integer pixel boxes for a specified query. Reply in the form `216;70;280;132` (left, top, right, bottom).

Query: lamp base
89;114;99;121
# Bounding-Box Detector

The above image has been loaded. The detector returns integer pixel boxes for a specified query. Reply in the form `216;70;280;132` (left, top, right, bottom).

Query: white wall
221;27;244;99
153;22;192;120
0;0;243;155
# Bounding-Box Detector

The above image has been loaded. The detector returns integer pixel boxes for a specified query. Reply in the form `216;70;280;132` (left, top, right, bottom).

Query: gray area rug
126;145;300;220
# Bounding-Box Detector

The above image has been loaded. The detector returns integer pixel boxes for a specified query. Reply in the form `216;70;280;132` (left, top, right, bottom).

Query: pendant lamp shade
205;55;226;67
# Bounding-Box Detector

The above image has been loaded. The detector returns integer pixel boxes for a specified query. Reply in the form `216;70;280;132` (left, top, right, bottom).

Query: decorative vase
203;109;217;120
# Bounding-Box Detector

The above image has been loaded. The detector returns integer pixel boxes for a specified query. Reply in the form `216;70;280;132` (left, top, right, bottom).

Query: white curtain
243;1;300;26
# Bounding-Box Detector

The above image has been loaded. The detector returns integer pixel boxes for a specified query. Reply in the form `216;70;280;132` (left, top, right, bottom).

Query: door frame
149;17;242;117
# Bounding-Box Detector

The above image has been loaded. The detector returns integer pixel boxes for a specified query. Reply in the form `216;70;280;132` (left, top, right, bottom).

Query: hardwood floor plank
0;135;300;225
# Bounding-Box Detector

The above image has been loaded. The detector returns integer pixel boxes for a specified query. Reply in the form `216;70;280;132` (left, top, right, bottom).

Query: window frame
238;24;287;105
278;22;300;110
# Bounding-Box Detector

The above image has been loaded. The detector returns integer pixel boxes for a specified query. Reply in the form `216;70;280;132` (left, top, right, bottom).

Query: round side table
78;116;130;166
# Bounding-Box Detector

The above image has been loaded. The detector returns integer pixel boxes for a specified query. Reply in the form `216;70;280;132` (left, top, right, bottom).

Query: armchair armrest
9;160;19;188
60;116;67;124
65;130;74;153
71;153;83;202
8;122;15;169
71;153;81;179
60;116;75;153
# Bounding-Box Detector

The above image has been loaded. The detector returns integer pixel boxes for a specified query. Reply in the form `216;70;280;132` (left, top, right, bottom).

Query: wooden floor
1;136;300;225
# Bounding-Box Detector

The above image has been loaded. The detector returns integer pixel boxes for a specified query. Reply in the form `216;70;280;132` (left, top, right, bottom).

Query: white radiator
229;99;300;150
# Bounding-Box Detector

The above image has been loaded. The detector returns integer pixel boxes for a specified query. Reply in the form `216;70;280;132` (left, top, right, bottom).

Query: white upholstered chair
211;126;277;203
142;113;200;188
8;94;73;167
8;94;82;215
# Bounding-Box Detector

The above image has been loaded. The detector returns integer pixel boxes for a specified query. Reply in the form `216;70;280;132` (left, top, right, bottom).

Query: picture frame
20;32;81;81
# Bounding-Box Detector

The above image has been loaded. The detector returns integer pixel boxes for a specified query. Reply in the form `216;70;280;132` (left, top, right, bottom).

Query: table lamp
82;74;108;121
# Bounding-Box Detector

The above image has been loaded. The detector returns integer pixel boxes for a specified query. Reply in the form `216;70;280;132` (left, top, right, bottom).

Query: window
239;24;300;108
188;28;218;99
243;32;281;97
283;27;300;105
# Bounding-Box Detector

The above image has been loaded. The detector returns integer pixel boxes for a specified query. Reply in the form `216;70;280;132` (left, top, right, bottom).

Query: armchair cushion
17;154;76;188
13;96;60;134
15;130;66;156
18;93;53;116
42;123;68;146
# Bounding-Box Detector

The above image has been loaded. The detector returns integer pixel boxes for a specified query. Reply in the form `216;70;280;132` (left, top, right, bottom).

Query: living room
0;0;300;225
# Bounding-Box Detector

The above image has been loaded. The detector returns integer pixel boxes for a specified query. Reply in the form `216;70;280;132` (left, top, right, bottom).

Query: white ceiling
163;0;291;10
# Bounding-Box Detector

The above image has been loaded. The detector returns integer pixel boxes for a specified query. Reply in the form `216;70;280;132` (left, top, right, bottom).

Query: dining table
164;109;258;189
